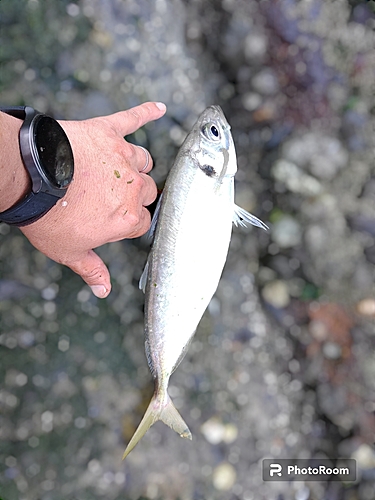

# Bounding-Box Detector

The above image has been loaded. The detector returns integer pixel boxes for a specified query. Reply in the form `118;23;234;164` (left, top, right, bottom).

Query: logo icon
263;458;356;481
269;463;283;477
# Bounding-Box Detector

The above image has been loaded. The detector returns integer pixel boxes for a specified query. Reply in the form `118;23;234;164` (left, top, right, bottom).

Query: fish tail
160;393;192;439
122;391;192;460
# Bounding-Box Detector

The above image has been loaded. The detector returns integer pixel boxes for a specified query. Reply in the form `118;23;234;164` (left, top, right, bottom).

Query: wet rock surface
1;0;375;499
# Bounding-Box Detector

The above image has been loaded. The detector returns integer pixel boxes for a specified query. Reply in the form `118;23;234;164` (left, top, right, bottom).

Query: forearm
0;111;30;212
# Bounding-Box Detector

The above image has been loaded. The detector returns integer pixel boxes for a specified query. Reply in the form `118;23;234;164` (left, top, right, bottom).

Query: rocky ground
1;0;375;499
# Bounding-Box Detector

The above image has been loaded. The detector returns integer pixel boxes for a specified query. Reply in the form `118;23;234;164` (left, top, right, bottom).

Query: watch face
34;116;74;188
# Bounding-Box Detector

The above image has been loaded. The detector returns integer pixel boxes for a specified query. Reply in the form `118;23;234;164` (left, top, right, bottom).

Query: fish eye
201;122;221;141
210;125;219;137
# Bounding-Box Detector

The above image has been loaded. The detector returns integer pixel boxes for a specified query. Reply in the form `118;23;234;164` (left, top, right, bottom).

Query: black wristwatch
0;106;74;226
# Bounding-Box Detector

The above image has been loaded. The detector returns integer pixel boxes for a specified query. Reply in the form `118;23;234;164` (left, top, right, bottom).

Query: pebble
351;444;375;469
201;417;226;444
322;341;342;360
242;92;262;111
244;33;268;61
223;424;238;444
272;159;322;196
261;280;290;308
309;320;328;342
251;68;279;95
295;486;310;500
52;374;77;398
356;298;375;317
304;224;326;253
201;417;238;445
5;370;28;388
282;133;348;180
212;462;237;491
272;216;302;248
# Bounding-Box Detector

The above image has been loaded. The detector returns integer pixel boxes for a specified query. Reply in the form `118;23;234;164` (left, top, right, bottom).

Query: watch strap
0;106;27;120
0;191;60;227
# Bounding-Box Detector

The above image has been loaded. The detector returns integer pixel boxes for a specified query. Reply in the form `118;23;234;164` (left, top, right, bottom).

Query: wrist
0;107;74;226
0;112;31;212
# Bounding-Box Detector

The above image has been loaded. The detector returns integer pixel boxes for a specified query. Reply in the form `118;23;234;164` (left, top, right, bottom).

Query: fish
122;105;268;460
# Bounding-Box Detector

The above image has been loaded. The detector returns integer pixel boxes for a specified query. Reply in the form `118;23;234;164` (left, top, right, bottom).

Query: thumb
68;250;111;298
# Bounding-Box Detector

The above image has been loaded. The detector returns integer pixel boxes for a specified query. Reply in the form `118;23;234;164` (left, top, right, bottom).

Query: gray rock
282;133;348;180
272;216;302;248
272;159;323;196
251;68;279;95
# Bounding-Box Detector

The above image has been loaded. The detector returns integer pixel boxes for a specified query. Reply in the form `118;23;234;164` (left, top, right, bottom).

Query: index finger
106;102;167;136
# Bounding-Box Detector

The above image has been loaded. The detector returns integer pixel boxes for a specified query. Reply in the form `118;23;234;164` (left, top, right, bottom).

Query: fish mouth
206;104;224;119
208;104;223;113
206;105;230;130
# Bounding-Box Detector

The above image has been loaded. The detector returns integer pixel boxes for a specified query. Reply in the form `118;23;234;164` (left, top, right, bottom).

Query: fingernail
90;285;107;298
155;102;166;112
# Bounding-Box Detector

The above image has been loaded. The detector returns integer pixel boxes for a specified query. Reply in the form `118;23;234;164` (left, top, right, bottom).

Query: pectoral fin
233;204;269;230
139;192;164;292
143;191;163;243
139;258;150;293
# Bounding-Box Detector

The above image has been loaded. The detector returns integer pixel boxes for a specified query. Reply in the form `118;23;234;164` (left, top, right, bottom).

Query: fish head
184;105;237;180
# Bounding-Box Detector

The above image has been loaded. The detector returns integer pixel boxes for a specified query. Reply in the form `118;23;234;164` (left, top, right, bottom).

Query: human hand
21;101;166;298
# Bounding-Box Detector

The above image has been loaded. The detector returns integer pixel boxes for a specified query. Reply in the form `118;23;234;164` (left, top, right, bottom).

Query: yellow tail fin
122;391;192;460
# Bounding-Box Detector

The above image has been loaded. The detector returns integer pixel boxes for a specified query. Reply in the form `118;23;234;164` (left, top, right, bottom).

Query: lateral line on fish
140;153;196;295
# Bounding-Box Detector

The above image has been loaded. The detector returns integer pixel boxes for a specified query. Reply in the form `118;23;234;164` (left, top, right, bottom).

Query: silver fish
122;105;267;459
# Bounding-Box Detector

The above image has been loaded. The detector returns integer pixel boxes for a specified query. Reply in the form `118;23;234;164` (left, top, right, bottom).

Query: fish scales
122;105;268;459
146;157;233;374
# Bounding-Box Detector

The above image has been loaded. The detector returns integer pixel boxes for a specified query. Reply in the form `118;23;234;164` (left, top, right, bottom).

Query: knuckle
83;265;106;282
127;211;141;228
116;142;133;163
131;172;145;191
127;208;150;238
128;108;143;126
